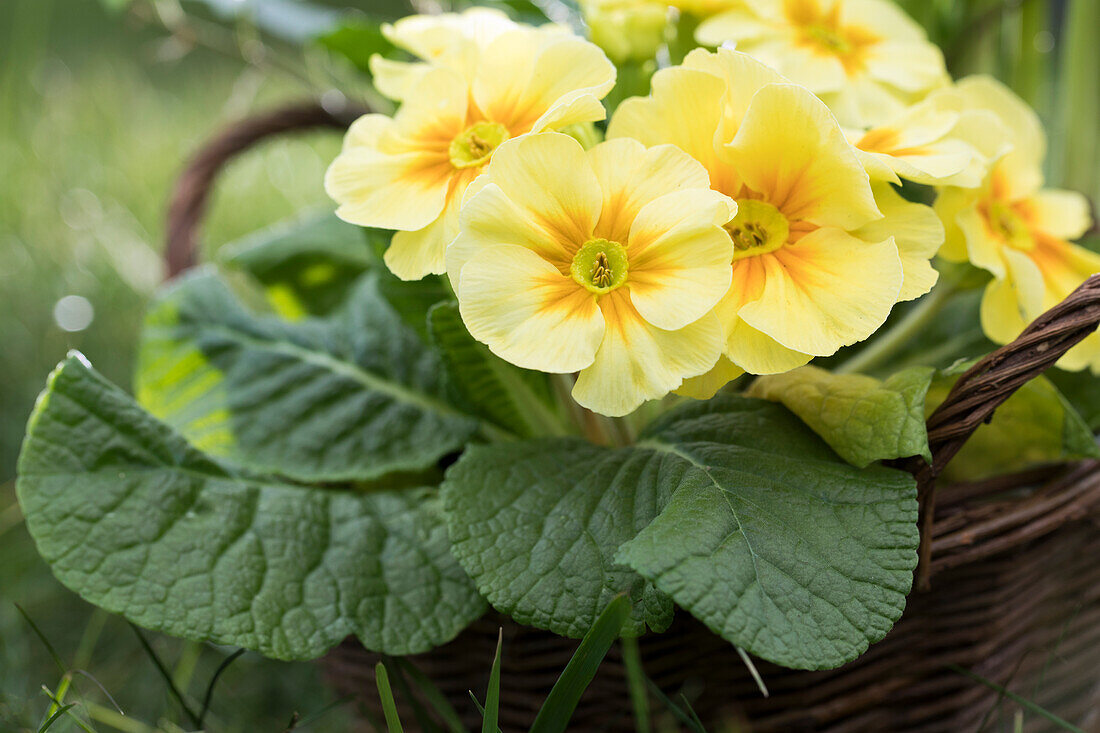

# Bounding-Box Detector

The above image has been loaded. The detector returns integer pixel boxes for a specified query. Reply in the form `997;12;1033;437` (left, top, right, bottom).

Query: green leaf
1048;367;1100;432
136;269;480;483
441;438;676;638
316;19;399;75
529;594;632;733
17;356;486;660
616;396;919;670
928;362;1100;482
428;302;567;438
220;210;376;319
747;365;934;467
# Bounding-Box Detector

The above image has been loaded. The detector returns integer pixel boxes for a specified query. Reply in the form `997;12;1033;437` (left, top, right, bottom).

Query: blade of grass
84;702;159;733
395;659;468;733
383;656;440;733
71;671;124;715
482;630;503;733
529;594;631;733
643;679;706;733
680;694;706;732
948;665;1083;732
375;661;405;733
466;693;502;733
39;703;76;732
620;637;650;733
128;624;200;729
41;686;97;733
735;647;769;698
15;604;66;674
197;648;245;729
292;694;356;731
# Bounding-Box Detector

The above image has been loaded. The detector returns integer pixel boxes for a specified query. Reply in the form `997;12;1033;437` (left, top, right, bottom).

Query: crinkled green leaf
220;210;376;318
748;365;934;467
17;356;486;660
136;269;479;483
428;301;567;438
616;396;919;670
443;396;918;668
929;362;1100;482
441;438;676;638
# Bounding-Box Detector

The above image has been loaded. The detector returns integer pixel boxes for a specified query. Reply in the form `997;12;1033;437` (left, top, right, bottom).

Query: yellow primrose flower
851;85;1012;188
667;0;743;18
325;31;615;281
368;8;553;102
446;133;736;417
695;0;947;128
580;0;669;63
609;49;942;387
935;76;1100;372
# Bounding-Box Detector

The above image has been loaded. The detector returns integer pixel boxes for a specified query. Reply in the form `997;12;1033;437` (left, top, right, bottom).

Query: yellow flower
446;133;736;417
325;29;615;281
579;0;669;63
609;49;942;388
935;76;1100;371
695;0;947;128
851;85;1012;187
368;8;555;102
667;0;743;18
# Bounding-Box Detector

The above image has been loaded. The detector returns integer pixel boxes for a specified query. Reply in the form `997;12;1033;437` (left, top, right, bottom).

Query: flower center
571;238;629;294
987;200;1033;251
726;200;790;260
449;121;509;169
805;24;852;55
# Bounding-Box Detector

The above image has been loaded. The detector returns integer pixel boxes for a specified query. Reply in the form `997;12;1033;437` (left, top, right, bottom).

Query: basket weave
167;101;1100;732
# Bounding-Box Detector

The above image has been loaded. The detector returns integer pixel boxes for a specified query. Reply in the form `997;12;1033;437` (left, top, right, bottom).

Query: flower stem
835;279;959;375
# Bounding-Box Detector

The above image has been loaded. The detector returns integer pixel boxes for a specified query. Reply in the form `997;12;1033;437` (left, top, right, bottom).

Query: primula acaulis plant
15;0;1100;689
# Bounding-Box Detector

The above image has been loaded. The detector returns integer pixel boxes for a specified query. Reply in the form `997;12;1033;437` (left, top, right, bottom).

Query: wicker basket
167;101;1100;732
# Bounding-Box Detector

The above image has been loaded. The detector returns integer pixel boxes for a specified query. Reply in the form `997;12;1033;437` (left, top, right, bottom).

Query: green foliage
444;396;918;670
929;362;1100;482
1049;368;1100;432
316;19;399;74
17;356;486;659
220;210;376;318
748;365;934;467
136;270;479;483
442;438;675;638
428;302;567;438
616;396;919;670
481;632;502;733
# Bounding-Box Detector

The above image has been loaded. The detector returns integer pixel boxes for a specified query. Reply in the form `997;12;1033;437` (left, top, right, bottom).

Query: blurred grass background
0;0;1095;731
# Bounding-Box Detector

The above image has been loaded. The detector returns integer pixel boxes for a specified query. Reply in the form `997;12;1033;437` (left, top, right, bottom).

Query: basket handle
164;99;367;279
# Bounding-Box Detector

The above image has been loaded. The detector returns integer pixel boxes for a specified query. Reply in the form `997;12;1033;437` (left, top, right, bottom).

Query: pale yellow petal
1023;190;1093;241
572;292;723;416
474;32;615;134
325;146;451;232
383;7;518;60
385;178;469;280
368;57;430;102
694;8;777;46
955;76;1045;199
607;66;737;194
956;204;1008;279
863;40;947;93
475;133;602;258
854;183;942;301
675;355;745;399
587;138;714;244
979;248;1043;344
447;182;575;292
458;244;604;373
738;229;904;356
726;318;815;374
840;0;926;41
625;188;735;330
933;185;982;263
725;83;881;229
680;47;789;144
